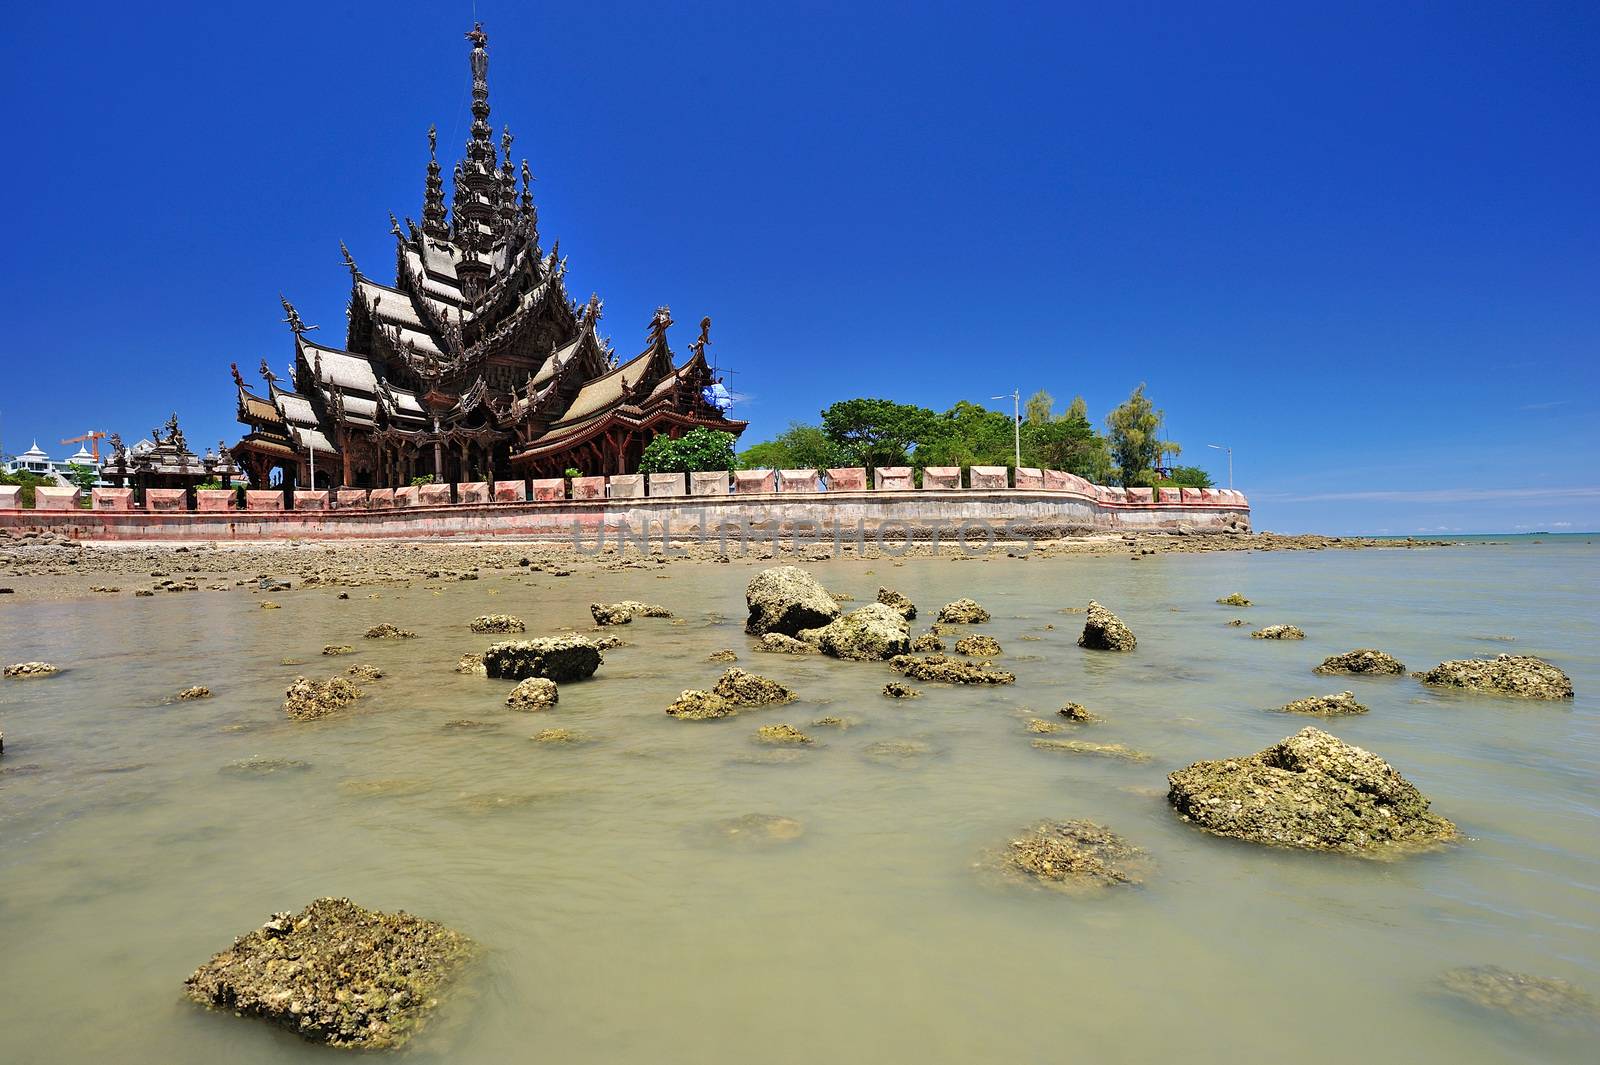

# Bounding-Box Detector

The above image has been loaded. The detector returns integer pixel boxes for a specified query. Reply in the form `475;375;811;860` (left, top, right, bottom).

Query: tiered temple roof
228;23;744;489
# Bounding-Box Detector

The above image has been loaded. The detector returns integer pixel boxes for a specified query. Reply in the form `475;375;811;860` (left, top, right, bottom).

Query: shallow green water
2;542;1597;1063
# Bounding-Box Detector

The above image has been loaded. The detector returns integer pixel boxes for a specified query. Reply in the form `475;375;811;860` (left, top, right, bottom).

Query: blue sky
1;1;1595;534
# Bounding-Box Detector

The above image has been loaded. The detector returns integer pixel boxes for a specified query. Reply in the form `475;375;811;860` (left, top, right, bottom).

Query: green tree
1160;465;1214;488
638;428;737;474
1066;395;1088;422
736;422;849;471
0;468;50;508
820;398;940;467
914;401;1016;468
1023;408;1113;482
1105;384;1165;487
1024;390;1056;425
64;463;98;494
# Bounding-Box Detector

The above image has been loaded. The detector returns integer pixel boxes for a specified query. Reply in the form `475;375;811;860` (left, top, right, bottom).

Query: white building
3;440;105;484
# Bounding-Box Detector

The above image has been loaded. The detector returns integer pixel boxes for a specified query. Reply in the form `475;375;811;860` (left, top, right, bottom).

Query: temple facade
230;24;745;490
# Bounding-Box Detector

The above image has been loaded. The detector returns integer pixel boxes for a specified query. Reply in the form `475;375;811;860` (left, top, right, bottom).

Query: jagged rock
483;635;602;683
177;686;212;700
992;820;1151;891
1057;702;1102;723
801;603;911;661
470;614;526;634
665;690;737;720
1025;718;1063;733
1216;593;1253;607
454;653;486;675
594;635;628;651
1252;624;1306;640
1166;726;1457;854
321;644;354;656
283;676;365;721
954;634;1003;657
1416;654;1573;700
259;601;281;610
346;664;384;682
364;623;416;639
756;632;818;655
505;677;558;711
707;648;738;662
590;601;673;626
882;681;921;699
1438;966;1600;1028
1275;691;1367;716
1226;618;1245;627
1315;649;1406;675
745;566;840;635
3;662;58;679
713;668;795;706
183;897;473;1049
936;598;991;624
1031;739;1150;762
889;653;1015;685
910;632;945;653
756;724;812;745
876;587;917;620
1078;601;1136;652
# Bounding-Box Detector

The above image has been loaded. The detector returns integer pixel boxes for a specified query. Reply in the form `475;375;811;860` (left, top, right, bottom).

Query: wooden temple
229;23;745;490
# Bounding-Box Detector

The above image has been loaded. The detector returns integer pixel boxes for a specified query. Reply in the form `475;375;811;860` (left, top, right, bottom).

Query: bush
0;469;50;508
638;428;736;474
410;474;436;488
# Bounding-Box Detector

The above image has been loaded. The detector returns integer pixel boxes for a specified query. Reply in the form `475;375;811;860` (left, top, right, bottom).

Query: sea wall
0;479;1249;543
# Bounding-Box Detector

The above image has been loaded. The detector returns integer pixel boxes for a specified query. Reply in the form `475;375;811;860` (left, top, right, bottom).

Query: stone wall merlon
457;482;491;505
570;476;605;500
146;488;188;512
416;483;451;506
648;472;687;497
92;487;134;511
34;487;81;510
778;469;819;493
245;490;285;511
608;474;645;499
921;466;960;489
196;490;235;512
874;466;912;491
826;467;867;491
368;488;396;509
294;490;329;511
691;471;730;495
334;488;370;509
969;465;1008;490
0;485;20;509
734;470;776;494
1015;467;1044;490
495;481;529;502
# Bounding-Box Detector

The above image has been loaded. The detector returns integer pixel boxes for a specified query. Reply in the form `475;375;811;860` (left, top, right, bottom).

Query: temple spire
422;124;448;240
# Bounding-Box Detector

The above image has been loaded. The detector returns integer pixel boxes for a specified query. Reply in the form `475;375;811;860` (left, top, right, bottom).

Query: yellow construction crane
61;430;108;463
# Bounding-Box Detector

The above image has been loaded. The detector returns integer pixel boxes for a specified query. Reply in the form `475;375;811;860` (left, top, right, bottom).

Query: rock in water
1416;654;1573;700
708;648;738;662
470;614;526;633
483;636;602;683
321;644;354;656
1166;726;1457;854
1438;965;1600;1029
882;681;921;699
283;676;365;722
888;653;1015;685
1057;702;1102;723
665;690;738;720
1031;739;1150;762
745;566;840;636
590;601;673;626
936;598;991;624
701;813;805;847
1251;624;1306;640
712;668;795;706
1216;593;1252;607
346;664;384;682
1274;691;1368;716
954;634;1003;657
994;820;1151;891
183;897;473;1049
876;587;917;620
177;686;212;700
505;677;558;711
1077;601;1136;652
3;662;58;679
364;623;416;639
1314;649;1407;676
454;652;486;675
910;632;945;653
756;724;812;745
801;603;911;661
755;632;818;655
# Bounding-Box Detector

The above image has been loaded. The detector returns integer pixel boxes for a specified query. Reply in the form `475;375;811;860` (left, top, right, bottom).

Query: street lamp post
992;390;1021;473
1206;443;1232;490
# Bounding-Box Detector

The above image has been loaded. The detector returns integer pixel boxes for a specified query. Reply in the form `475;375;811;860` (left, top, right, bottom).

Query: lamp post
992;390;1021;473
1206;443;1232;490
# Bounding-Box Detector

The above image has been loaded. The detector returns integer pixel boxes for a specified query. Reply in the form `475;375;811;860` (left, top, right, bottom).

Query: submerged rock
183;897;473;1050
936;598;991;624
909;632;946;653
320;644;354;656
3;662;58;679
454;652;486;675
1416;654;1574;700
876;587;917;621
470;614;526;634
882;681;921;699
531;728;581;744
505;677;558;711
364;623;416;640
1274;691;1368;716
221;756;311;776
755;723;812;745
812;715;853;729
1057;702;1103;724
1025;718;1064;734
954;634;1003;658
707;648;739;662
1216;593;1253;607
1166;726;1457;854
755;632;818;655
590;601;672;626
700;813;805;847
483;635;602;683
861;738;936;766
1314;649;1406;676
283;676;365;722
1252;624;1306;640
346;663;384;682
1031;739;1150;762
177;686;212;700
889;653;1015;685
992;820;1151;891
745;565;841;636
802;603;911;661
1077;601;1136;652
1438;965;1600;1028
